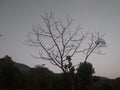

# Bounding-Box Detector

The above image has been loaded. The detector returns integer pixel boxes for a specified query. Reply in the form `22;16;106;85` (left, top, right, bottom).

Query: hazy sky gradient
0;0;120;78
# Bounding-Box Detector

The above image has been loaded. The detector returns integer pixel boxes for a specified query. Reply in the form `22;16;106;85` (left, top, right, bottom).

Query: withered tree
27;12;106;90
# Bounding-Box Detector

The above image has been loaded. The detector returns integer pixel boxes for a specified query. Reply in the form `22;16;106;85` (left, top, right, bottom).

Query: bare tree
83;32;106;62
26;12;106;90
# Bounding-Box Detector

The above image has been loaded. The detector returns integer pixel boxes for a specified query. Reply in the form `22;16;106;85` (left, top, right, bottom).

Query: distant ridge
0;55;112;80
14;62;31;72
100;76;110;80
0;55;31;72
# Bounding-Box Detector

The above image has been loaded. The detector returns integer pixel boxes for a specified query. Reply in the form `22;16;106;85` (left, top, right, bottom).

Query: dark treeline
0;55;120;90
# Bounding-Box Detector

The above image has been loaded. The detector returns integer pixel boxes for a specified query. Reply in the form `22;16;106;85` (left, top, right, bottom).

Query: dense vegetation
0;55;120;90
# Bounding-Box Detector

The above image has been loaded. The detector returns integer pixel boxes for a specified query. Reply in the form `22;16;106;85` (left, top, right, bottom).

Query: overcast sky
0;0;120;79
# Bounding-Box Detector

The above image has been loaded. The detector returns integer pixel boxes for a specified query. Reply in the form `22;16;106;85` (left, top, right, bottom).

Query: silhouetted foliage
26;65;56;90
0;55;118;90
0;55;25;89
112;77;120;90
76;62;95;90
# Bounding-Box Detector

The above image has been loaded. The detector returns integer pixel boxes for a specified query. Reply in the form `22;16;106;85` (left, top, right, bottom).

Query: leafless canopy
27;12;106;73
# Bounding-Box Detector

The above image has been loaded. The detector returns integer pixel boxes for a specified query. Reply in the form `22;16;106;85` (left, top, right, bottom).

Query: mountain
100;76;110;80
0;55;31;72
14;62;31;72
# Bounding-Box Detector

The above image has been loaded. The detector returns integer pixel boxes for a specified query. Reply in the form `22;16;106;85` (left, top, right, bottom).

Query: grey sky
0;0;120;78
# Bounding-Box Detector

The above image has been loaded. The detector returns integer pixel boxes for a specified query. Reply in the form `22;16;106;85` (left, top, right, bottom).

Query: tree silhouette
83;33;106;62
76;62;95;90
113;77;120;90
0;55;25;89
27;12;106;90
26;65;56;90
